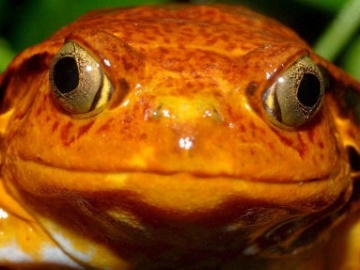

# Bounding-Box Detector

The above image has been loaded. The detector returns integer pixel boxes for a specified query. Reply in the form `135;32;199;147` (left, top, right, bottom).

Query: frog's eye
49;41;113;115
263;56;325;128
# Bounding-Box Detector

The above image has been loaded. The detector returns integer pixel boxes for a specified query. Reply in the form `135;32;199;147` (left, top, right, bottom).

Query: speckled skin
0;4;360;269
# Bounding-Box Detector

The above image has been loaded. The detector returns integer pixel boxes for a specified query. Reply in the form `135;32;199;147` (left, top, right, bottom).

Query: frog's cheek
0;44;58;165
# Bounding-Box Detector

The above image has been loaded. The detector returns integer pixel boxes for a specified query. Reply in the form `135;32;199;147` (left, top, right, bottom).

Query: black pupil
297;73;321;107
53;57;79;94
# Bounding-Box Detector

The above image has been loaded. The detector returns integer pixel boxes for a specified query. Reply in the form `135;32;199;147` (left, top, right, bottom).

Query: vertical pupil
53;57;79;94
297;73;321;107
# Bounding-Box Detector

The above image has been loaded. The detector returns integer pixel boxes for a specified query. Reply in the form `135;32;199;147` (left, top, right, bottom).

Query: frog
1;3;360;270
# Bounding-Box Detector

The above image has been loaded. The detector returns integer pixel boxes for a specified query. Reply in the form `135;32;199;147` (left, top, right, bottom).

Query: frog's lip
14;155;347;184
12;158;350;210
13;156;348;183
15;151;346;183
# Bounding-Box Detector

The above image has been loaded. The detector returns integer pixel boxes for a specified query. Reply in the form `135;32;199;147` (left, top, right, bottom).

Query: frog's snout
145;96;224;123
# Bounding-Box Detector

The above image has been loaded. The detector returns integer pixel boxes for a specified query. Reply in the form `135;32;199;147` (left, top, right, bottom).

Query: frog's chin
5;158;352;266
11;170;353;268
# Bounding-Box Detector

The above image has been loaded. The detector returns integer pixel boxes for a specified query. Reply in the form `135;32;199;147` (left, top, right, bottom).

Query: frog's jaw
3;158;352;268
0;182;83;268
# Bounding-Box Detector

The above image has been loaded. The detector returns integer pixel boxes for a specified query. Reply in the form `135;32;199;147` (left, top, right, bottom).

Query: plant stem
314;0;360;61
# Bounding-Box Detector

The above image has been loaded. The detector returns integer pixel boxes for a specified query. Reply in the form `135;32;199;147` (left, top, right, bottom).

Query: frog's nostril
146;97;223;123
202;107;223;121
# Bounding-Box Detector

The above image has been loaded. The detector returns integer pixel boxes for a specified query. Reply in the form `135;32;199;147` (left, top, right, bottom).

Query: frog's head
0;4;358;267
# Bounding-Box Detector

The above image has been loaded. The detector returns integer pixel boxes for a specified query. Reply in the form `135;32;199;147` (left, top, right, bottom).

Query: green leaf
294;0;346;12
343;35;360;81
0;38;16;73
313;0;360;61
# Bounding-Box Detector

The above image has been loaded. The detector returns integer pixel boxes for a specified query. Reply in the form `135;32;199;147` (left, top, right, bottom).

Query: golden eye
263;56;325;128
49;41;113;116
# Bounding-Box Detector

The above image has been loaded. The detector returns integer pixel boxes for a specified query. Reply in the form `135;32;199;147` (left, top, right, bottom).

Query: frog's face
0;5;357;268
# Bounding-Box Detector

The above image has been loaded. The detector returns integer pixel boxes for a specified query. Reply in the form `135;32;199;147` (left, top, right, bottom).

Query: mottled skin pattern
0;4;360;269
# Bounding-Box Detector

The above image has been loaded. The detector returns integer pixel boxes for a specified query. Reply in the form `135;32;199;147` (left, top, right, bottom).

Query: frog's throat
3;158;352;265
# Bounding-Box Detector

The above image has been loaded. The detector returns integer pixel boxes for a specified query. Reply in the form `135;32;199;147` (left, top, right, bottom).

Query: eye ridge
53;56;80;94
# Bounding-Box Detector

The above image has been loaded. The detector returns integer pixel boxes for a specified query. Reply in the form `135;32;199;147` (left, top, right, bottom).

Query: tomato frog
1;4;360;270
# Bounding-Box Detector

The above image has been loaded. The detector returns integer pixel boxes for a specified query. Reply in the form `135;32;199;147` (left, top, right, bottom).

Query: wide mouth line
15;157;337;185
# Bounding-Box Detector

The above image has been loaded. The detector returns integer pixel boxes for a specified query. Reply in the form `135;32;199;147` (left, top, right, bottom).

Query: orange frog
1;4;360;270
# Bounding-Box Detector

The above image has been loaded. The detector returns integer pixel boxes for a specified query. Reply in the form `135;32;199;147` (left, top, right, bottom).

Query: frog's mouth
9;156;350;212
5;157;352;262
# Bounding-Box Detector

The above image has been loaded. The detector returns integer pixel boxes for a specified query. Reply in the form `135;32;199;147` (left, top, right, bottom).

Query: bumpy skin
0;4;360;269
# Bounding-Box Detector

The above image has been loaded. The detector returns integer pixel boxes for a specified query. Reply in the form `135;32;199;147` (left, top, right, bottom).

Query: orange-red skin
1;4;360;269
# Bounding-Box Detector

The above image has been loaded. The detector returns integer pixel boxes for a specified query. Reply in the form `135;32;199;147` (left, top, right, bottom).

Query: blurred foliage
0;38;14;72
343;36;360;78
0;0;359;80
294;0;345;11
0;0;170;53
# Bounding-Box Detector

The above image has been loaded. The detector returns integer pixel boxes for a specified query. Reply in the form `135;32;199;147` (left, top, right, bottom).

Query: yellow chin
2;158;353;268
